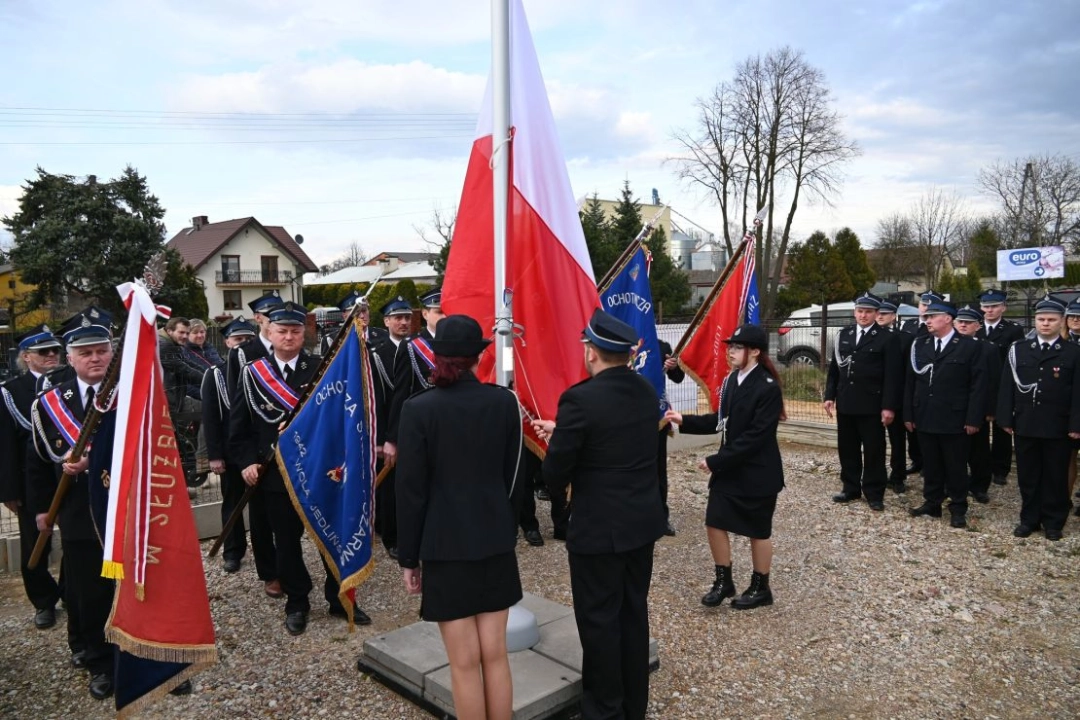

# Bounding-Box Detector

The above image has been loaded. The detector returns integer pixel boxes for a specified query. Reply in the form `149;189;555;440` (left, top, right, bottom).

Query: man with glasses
0;326;64;631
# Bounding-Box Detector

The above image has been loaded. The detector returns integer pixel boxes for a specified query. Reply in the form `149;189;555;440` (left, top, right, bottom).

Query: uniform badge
55;439;63;449
81;316;92;328
63;389;74;400
629;263;640;282
300;361;308;370
42;324;51;333
327;466;345;483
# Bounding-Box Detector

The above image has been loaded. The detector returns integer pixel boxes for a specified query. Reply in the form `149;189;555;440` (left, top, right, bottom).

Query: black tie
283;364;293;382
935;339;942;356
1041;342;1049;352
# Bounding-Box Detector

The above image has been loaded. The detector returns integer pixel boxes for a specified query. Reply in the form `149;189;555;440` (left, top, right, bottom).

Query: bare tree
870;212;918;284
670;46;859;319
322;240;368;274
909;188;968;290
978;153;1080;250
413;205;457;280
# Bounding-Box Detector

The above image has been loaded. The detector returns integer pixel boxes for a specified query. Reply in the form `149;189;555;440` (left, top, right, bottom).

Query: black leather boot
732;571;773;610
701;565;735;607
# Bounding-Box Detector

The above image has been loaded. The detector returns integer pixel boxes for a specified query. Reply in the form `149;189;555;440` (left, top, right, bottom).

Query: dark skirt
706;491;778;539
421;551;523;622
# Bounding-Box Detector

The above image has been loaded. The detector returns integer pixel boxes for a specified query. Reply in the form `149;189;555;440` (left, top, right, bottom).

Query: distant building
579;197;714;271
0;263;50;330
166;216;319;320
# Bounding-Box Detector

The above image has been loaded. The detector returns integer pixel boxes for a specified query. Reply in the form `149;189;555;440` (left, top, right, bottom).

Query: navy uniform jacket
996;337;1080;438
1;371;43;504
229;351;317;493
395;374;521;568
542;366;666;554
973;338;1002;419
226;334;272;401
25;378;115;541
825;323;901;414
679;365;785;497
201;366;229;462
903;334;987;432
899;319;929;338
386;327;435;444
977;318;1026;362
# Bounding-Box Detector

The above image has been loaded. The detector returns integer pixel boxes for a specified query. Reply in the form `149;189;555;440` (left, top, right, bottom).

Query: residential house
0;263;51;330
365;251;438;274
166;216;319;321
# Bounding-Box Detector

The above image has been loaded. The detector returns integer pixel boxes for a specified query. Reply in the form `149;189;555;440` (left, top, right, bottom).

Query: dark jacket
899;319;929;338
160;334;207;412
679;365;785;497
25;378;115;541
228;351;318;493
825;323;901;414
977;318;1026;361
1;371;41;503
395;374;521;568
974;338;1002;419
903;333;987;432
201;366;230;462
226;334;272;401
542;365;666;554
659;339;685;383
386;327;435;444
997;337;1080;438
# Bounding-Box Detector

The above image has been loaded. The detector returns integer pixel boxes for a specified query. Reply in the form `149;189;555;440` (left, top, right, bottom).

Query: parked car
777;302;920;366
307;307;344;348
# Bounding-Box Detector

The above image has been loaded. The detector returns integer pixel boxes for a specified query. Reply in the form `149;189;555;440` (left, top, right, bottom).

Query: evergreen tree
785;231;855;306
579;193;616;278
966;219;1000;277
833;227;876;293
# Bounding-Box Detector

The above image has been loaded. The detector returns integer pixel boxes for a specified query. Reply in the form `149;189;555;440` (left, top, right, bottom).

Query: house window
7;280;14;290
221;255;241;283
261;256;279;282
223;290;242;310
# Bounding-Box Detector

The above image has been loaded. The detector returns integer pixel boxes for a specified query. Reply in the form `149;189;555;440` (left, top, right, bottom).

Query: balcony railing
215;270;294;286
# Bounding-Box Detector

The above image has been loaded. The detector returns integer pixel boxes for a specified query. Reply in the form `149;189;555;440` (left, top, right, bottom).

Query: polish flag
442;0;599;445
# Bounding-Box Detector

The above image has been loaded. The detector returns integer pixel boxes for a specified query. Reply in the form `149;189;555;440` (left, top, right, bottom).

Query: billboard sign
996;245;1065;281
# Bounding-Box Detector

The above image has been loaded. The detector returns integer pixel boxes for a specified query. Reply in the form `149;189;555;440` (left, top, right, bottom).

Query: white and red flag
441;0;599;450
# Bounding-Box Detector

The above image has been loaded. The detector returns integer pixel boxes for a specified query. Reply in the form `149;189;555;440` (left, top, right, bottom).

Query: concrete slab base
359;592;659;720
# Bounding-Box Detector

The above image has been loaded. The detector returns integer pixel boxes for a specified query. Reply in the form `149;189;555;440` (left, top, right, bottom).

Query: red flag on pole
442;0;599;452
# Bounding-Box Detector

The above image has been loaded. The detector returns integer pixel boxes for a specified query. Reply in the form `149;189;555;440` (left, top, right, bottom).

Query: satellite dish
294;234;304;245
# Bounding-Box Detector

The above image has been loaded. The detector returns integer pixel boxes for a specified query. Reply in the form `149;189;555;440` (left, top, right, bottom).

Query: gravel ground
1;441;1078;719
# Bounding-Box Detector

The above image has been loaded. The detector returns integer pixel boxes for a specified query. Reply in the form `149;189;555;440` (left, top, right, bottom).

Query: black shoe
905;463;922;475
992;474;1007;486
909;503;942;518
328;604;372;626
887;481;908;495
89;673;114;700
70;650;87;669
1045;529;1063;541
949;514;967;529
1012;524;1036;538
663;521;677;537
34;606;56;630
535;487;550;502
552;528;567;541
285;611;308;636
701;565;735;607
169;680;193;696
970;491;990;504
867;500;885;512
731;571;773;610
524;530;544;547
832;491;861;503
385;546;399;560
223;557;241;573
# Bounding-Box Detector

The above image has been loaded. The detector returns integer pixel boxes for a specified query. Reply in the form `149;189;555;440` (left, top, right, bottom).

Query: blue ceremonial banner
277;318;377;626
744;270;760;325
600;244;669;417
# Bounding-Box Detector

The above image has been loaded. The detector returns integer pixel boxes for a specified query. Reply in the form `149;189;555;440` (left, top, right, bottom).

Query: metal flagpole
492;0;513;387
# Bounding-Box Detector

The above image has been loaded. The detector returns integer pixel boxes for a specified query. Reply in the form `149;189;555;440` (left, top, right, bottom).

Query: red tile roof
166;217;319;273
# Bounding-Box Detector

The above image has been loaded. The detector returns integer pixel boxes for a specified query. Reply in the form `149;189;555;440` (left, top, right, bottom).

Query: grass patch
779;365;827;403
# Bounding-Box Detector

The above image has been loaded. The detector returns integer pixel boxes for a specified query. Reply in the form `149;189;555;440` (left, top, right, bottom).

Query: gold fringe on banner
100;560;125;580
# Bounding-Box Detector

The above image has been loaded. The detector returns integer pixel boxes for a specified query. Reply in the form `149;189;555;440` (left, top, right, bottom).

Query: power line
0;135;473;146
0;106;477;118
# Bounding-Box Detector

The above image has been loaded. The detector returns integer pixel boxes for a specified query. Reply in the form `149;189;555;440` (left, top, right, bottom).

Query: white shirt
855;323;874;343
737;364;757;386
274;355;297;375
260;334;273;354
933;329;956;351
76;378;102;410
985;321;998;334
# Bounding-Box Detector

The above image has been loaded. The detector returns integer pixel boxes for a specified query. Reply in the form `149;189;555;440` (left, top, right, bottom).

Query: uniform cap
16;324;62;351
582;308;638;353
61;307;113;347
248;290;284;315
221;316;257;338
419;287;442;309
380;296;414;317
723;324;769;351
268;301;307;326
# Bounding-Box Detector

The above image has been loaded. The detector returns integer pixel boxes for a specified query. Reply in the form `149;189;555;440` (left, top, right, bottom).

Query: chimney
192;215;209;231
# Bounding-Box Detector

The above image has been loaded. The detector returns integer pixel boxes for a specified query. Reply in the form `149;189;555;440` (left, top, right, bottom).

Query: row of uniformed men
825;288;1080;539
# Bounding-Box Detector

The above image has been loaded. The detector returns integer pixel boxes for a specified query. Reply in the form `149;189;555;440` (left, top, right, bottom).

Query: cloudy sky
1;0;1078;267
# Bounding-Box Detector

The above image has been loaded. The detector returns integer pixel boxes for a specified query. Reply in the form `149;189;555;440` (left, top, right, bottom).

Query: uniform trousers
514;451;542;533
991;422;1013;480
263;489;347;614
917;431;969;516
886;421;907;484
61;539;115;676
245;482;279;582
907;428;922;467
837;413;887;501
568;542;655;720
967;422;992;494
1014;436;1072;533
16;503;61;610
